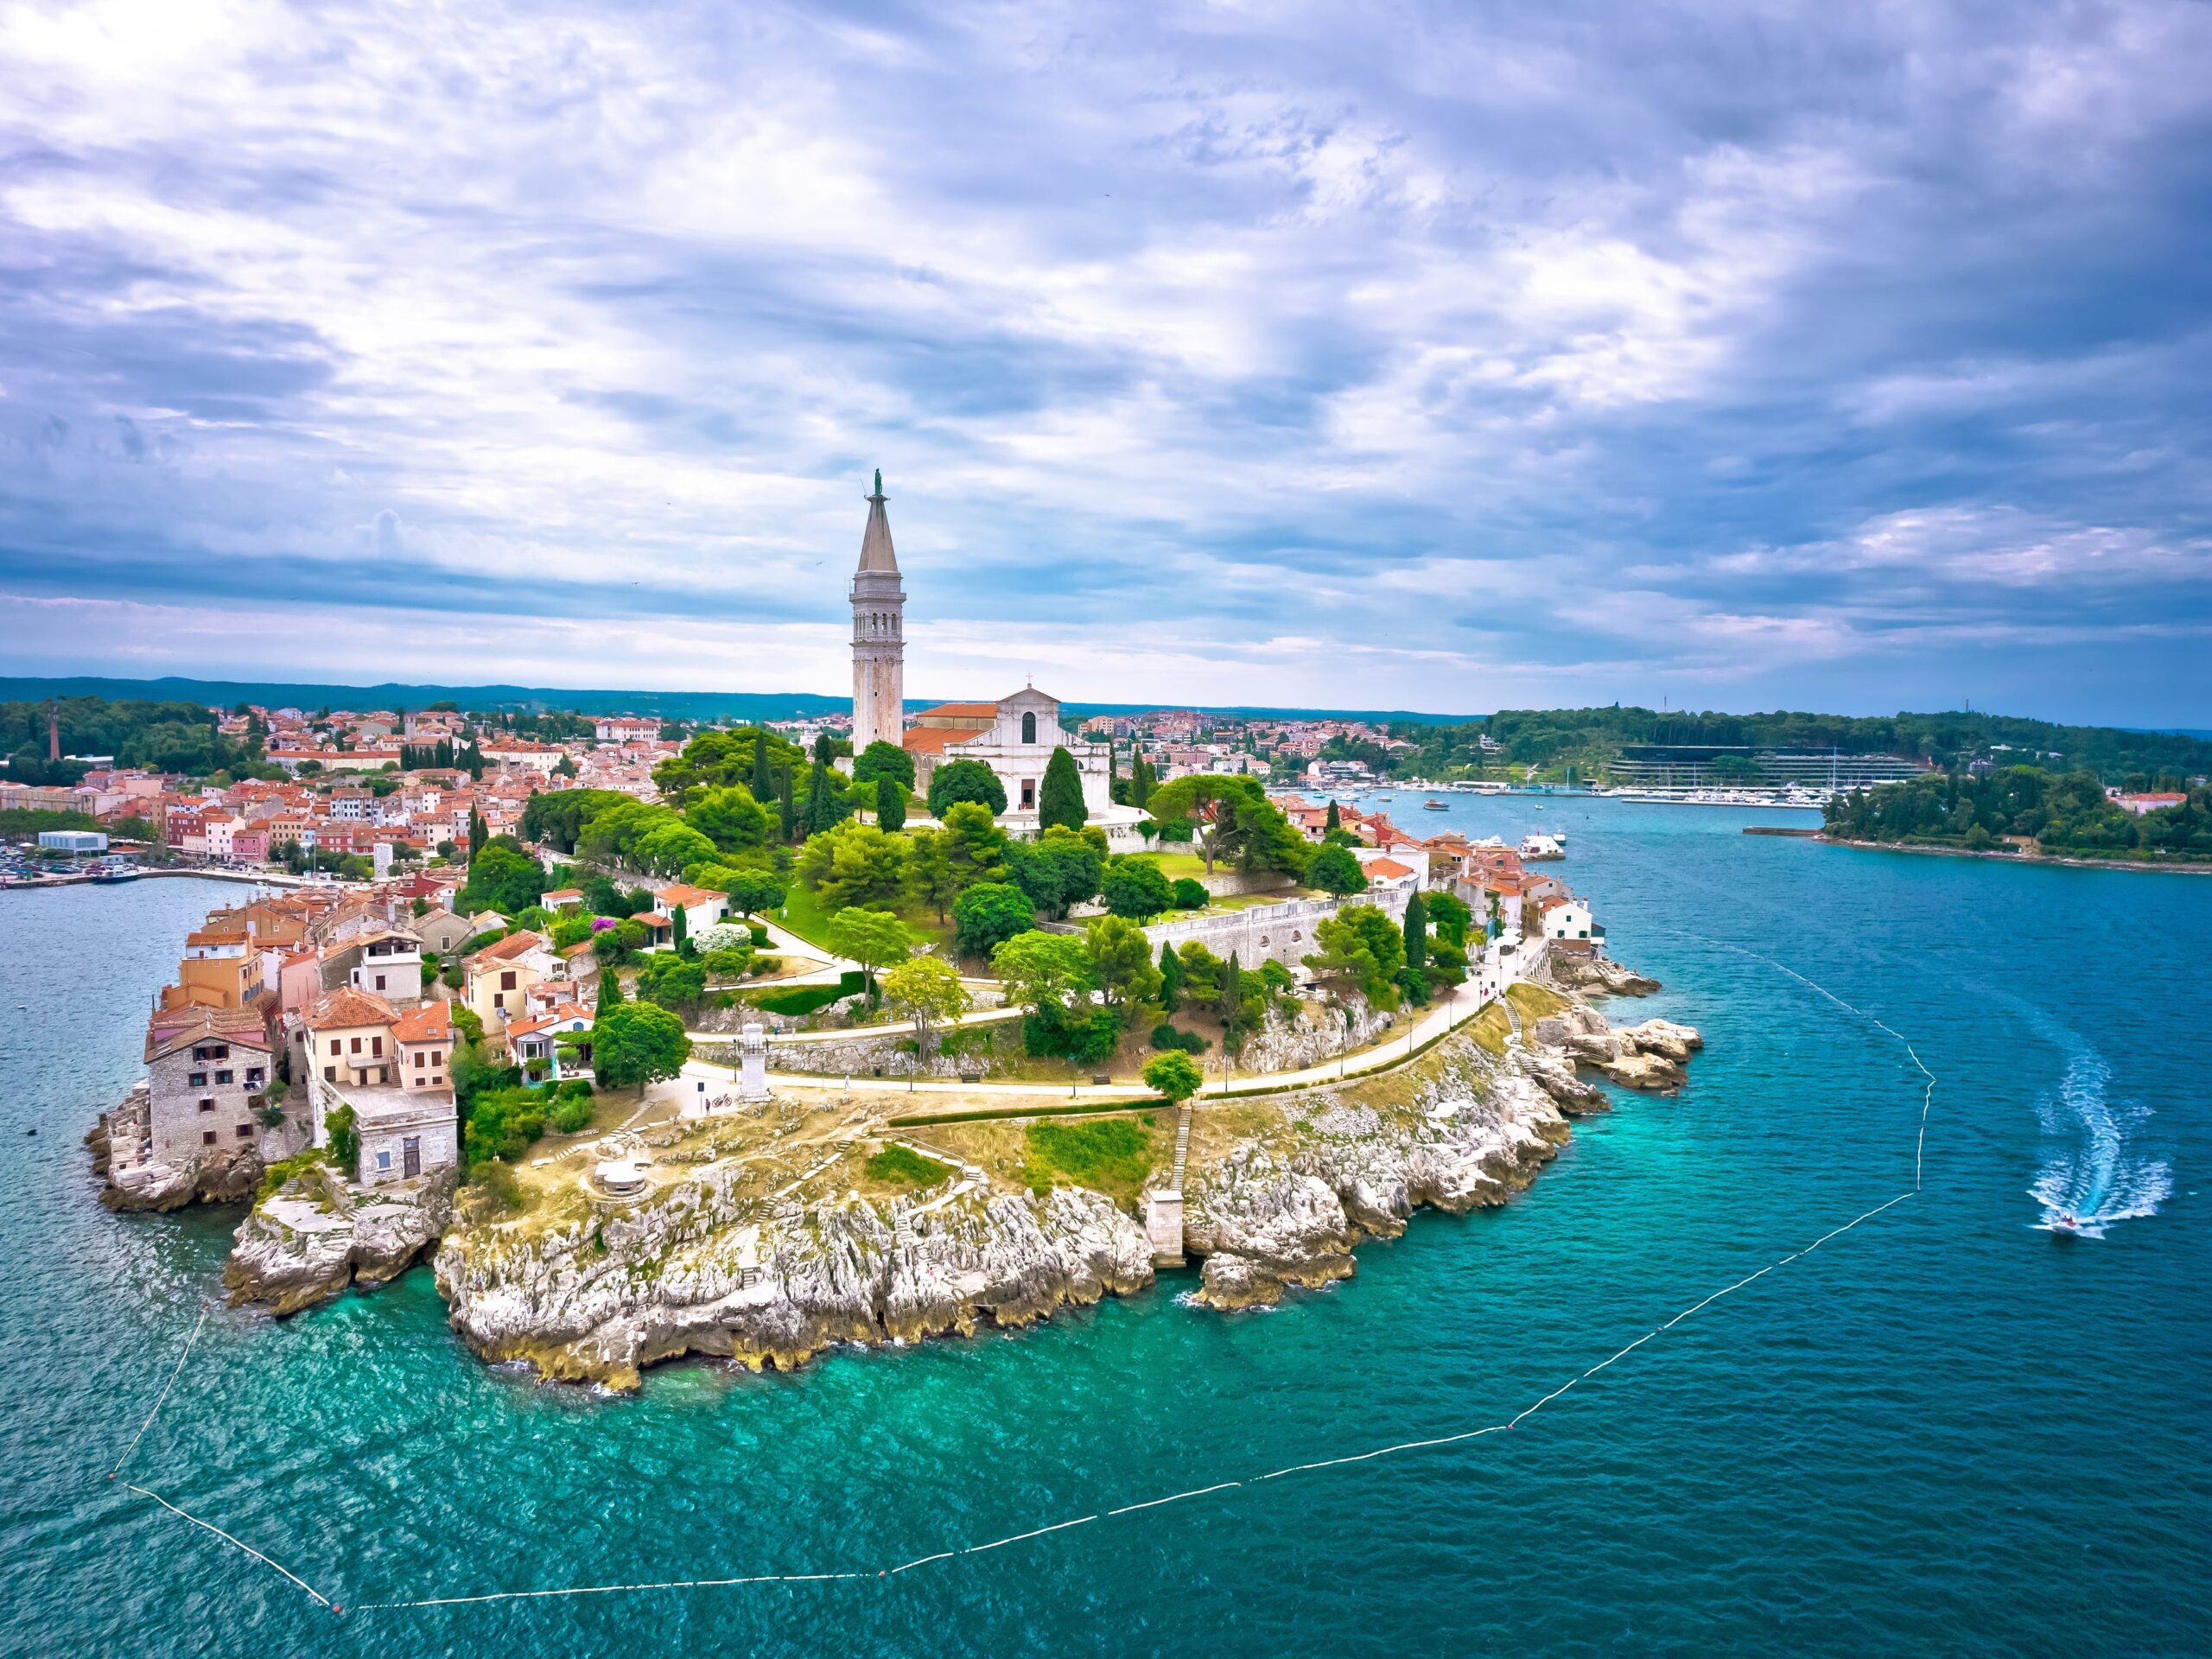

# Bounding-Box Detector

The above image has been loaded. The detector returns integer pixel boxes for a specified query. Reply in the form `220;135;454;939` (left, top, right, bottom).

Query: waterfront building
143;1006;273;1167
849;470;906;753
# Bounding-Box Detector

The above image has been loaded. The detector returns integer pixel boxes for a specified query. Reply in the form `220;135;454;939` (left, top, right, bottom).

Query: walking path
685;938;1536;1103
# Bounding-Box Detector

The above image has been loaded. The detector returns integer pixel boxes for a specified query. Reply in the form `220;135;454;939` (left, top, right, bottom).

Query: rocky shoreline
111;959;1702;1389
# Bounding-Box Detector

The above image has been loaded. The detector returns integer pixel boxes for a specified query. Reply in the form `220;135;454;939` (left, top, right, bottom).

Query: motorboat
1421;798;1447;810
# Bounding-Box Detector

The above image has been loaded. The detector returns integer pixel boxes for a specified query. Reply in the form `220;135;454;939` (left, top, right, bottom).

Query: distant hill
0;676;1481;726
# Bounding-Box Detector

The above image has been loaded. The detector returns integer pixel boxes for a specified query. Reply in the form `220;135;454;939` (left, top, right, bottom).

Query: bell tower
850;469;905;753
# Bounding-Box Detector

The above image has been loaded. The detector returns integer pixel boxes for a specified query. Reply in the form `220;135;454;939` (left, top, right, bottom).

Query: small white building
1540;896;1596;950
348;928;424;1005
506;1002;594;1083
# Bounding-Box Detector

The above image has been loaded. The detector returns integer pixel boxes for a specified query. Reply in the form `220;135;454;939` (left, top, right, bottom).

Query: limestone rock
1620;1019;1702;1064
433;1171;1154;1389
224;1165;455;1315
1548;955;1660;997
1181;1033;1567;1310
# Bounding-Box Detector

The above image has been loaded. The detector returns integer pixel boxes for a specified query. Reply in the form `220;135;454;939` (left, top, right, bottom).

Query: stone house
302;986;399;1089
144;1006;274;1168
462;929;555;1033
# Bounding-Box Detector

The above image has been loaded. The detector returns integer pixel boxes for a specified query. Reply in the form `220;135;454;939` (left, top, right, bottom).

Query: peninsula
70;480;1704;1386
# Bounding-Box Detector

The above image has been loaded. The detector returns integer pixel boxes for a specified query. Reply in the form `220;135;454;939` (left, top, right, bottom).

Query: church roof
857;476;899;575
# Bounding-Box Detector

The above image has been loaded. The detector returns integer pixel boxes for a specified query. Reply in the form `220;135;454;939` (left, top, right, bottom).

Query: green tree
852;741;916;791
777;767;797;842
1171;876;1208;909
797;820;911;912
875;774;907;833
1007;828;1103;920
939;801;1011;890
1218;949;1246;1053
904;826;959;921
927;757;1007;818
1305;904;1406;1008
1306;843;1366;896
953;881;1037;959
1325;799;1341;832
456;837;547;916
1142;1050;1203;1105
688;784;771;854
714;868;786;917
1145;774;1306;878
1426;889;1472;950
1176;940;1224;998
596;962;622;1006
1084;915;1161;1009
750;728;774;798
671;902;690;957
882;955;969;1052
1400;889;1430;1004
1038;746;1087;831
592;1001;690;1090
635;952;706;1008
826;906;911;995
803;760;850;836
1101;857;1174;921
1158;940;1185;1013
991;930;1096;1020
467;806;488;860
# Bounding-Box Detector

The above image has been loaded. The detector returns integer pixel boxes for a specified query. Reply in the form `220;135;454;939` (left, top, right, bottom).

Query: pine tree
1158;939;1184;1014
1039;746;1087;831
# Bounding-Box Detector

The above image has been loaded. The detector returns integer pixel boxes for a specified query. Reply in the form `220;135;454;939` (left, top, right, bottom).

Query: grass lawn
1019;1113;1164;1206
862;1144;956;1190
1127;850;1212;881
775;886;960;962
1505;982;1567;1027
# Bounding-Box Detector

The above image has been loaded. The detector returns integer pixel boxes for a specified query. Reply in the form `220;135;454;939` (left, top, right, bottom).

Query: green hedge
743;970;865;1017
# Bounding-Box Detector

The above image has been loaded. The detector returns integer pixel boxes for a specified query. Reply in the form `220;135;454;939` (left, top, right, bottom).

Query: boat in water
1519;834;1565;861
1422;798;1447;810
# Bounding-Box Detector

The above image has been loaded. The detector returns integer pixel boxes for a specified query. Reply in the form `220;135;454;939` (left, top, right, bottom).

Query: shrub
324;1103;359;1173
548;1092;595;1135
256;1148;332;1201
467;1157;526;1212
746;971;864;1017
749;923;770;947
1150;1022;1208;1054
1172;877;1208;909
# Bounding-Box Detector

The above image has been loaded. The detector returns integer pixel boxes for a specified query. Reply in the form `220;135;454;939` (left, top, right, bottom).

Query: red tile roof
391;1001;452;1044
1366;857;1415;880
302;986;397;1032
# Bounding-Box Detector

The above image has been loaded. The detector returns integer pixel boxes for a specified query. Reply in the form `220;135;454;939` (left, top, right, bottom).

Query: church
847;474;1147;848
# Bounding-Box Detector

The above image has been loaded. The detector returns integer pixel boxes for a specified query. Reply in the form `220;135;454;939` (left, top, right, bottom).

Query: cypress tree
672;902;691;957
467;806;487;860
597;961;622;1007
1403;889;1428;983
1219;949;1243;1053
1158;940;1184;1013
1039;746;1087;831
777;767;797;842
804;760;842;836
1132;758;1153;811
876;774;906;833
751;728;772;798
1325;799;1340;831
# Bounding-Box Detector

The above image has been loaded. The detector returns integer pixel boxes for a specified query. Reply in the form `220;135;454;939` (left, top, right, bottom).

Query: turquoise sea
2;800;2206;1656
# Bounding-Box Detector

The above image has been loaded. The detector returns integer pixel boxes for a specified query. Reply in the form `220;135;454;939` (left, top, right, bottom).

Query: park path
680;936;1537;1103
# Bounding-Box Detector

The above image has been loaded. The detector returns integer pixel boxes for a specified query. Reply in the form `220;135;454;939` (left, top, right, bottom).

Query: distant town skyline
2;3;2208;726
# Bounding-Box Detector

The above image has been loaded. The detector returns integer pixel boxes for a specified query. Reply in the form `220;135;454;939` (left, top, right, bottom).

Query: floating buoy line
109;944;1936;1618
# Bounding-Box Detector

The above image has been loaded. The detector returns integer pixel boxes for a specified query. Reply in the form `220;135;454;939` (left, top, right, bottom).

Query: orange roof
654;883;721;907
914;702;1000;719
902;726;982;757
302;986;397;1032
505;1003;592;1038
1366;858;1415;880
467;930;544;966
391;1001;452;1044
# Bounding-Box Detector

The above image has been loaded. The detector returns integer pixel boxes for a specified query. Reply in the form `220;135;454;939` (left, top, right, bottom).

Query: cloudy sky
3;1;2208;721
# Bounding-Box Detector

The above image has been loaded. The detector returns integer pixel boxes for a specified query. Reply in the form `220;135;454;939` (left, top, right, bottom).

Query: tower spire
850;469;906;750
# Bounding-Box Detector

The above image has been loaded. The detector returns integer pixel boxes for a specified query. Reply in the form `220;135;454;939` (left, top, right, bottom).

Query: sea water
1;801;2205;1655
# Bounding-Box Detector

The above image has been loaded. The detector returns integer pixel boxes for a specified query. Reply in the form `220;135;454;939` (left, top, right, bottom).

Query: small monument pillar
739;1022;771;1103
